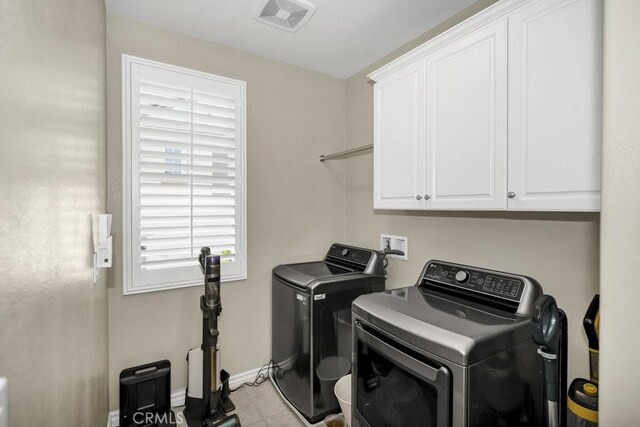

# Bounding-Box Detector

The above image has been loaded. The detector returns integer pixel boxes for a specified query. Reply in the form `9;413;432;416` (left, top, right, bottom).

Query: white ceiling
105;0;477;78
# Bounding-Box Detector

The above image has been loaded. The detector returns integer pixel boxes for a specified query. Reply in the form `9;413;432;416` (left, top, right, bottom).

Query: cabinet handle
507;192;516;199
416;195;423;200
424;194;431;200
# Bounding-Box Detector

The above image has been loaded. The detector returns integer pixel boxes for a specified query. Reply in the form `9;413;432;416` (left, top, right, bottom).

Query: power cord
381;248;404;277
230;359;284;392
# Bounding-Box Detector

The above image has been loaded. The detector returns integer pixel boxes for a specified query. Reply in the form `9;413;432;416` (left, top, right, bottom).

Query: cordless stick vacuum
184;247;241;427
532;295;568;427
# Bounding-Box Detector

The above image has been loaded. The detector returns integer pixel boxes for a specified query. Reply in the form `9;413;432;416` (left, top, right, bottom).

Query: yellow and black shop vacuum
184;248;241;427
567;295;599;427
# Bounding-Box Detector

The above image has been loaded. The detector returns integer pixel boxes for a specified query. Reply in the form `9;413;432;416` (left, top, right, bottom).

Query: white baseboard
107;366;263;427
227;366;264;390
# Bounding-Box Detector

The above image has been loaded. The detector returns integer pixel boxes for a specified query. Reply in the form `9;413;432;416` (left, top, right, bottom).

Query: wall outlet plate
380;234;408;261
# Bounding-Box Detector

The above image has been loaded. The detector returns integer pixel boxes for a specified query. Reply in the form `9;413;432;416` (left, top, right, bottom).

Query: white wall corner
0;378;7;427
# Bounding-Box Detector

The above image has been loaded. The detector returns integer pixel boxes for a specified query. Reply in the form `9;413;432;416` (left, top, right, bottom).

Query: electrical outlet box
380;234;408;261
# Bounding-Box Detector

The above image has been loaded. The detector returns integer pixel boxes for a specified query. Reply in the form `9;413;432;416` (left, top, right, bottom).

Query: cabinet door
373;60;426;210
424;19;508;210
507;0;602;211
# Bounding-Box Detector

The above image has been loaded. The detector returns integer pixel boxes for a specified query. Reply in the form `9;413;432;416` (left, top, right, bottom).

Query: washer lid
288;261;354;277
352;286;533;365
273;261;357;288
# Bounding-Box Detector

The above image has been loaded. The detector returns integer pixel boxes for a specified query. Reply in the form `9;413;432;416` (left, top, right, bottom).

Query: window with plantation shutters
122;56;246;294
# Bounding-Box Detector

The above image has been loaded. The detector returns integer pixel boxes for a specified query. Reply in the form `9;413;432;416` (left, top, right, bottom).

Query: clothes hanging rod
319;144;373;162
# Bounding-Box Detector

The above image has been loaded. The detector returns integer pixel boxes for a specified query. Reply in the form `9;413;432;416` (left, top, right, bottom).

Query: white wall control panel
96;235;113;268
380;234;408;261
93;214;112;268
92;214;112;284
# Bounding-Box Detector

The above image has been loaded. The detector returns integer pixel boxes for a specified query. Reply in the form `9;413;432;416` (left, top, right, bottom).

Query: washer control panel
326;244;372;266
421;261;525;302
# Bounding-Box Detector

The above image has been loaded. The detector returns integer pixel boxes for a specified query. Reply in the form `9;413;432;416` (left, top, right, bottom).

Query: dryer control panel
418;260;543;316
422;262;524;302
424;262;524;302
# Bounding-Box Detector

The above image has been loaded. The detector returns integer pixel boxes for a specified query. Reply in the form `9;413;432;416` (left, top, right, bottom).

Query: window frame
122;54;247;295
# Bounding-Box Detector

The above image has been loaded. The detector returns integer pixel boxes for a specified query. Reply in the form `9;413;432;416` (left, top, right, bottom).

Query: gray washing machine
272;244;386;424
352;260;545;427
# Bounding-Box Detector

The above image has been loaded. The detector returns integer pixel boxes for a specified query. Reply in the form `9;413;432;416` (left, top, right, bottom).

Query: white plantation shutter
123;56;246;294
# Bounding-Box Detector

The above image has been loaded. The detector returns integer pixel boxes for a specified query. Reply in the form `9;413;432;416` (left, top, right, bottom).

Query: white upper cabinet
425;19;508;210
374;60;426;209
369;0;602;212
507;0;602;211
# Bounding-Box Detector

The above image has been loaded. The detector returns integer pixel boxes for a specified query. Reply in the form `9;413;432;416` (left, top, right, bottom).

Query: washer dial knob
455;271;470;283
341;249;349;257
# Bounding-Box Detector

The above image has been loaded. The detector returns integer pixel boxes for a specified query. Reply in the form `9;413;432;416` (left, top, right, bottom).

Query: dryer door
354;321;452;427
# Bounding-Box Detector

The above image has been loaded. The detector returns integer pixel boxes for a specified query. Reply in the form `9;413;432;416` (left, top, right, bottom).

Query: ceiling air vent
253;0;316;32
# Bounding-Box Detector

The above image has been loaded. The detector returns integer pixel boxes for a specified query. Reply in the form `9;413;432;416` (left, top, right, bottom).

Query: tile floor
176;381;305;427
227;381;305;427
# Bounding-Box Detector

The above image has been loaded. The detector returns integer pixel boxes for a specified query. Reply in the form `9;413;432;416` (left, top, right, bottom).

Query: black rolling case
119;360;176;427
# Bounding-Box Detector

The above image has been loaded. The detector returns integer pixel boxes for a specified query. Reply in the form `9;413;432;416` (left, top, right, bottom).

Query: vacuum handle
583;294;600;383
583;294;600;350
531;295;561;354
199;246;211;274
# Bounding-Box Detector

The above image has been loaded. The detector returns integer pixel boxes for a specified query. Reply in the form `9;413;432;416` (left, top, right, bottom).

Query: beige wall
0;0;108;425
106;14;347;409
600;0;640;424
344;0;600;384
0;0;622;422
